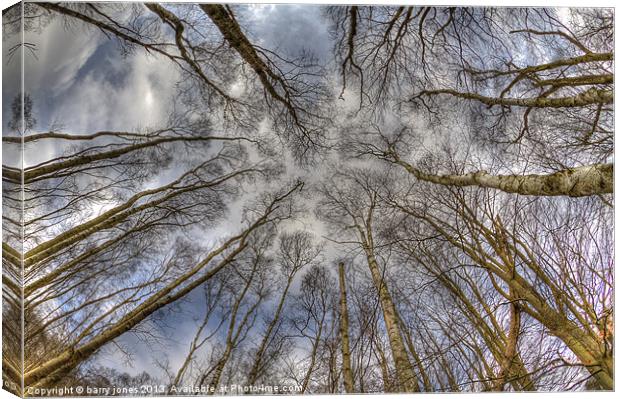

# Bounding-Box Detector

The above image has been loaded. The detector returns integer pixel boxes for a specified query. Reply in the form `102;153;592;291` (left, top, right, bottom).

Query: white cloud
24;20;102;94
52;48;180;133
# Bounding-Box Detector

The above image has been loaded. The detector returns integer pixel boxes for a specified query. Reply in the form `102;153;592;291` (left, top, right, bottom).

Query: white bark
391;152;612;197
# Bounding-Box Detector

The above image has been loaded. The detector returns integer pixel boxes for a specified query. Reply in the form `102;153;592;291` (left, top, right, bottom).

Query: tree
287;264;338;393
331;7;613;198
246;230;321;386
337;262;355;393
35;2;331;162
317;166;421;392
387;180;613;389
196;231;273;392
9;114;304;388
2;3;613;394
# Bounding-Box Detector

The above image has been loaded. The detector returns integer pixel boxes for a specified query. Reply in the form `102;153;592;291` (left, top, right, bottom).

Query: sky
7;4;331;135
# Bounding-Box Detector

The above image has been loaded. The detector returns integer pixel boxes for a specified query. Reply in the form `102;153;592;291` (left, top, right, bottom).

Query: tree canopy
2;2;614;395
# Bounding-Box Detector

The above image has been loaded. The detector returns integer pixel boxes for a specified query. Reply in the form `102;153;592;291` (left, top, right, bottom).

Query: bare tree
20;172;304;388
36;2;331;162
388;180;613;389
338;262;355;393
196;231;273;393
2;3;613;394
317;166;421;392
332;7;613;197
246;230;321;386
287;264;337;393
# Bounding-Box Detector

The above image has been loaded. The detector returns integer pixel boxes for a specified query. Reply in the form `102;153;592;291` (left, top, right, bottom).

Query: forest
1;1;614;395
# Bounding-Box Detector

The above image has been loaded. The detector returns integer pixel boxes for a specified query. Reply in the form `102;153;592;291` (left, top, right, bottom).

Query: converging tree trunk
338;262;355;393
362;243;419;392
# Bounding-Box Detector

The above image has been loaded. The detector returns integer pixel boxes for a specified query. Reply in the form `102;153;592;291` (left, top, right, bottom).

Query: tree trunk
338;262;355;393
363;244;419;392
301;323;323;393
246;276;293;386
494;298;522;391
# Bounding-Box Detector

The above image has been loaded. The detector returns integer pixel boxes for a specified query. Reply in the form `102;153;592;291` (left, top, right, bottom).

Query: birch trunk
494;298;522;391
301;321;323;393
246;276;293;386
418;87;613;108
391;152;612;197
363;244;419;392
23;183;302;388
338;262;355;393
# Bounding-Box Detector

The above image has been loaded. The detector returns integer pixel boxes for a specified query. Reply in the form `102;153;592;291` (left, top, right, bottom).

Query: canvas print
1;1;614;396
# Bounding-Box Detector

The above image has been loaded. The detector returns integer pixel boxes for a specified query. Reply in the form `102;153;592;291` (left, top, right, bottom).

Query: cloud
241;4;331;60
13;13;180;135
25;18;102;95
13;4;340;384
50;44;179;133
19;22;179;166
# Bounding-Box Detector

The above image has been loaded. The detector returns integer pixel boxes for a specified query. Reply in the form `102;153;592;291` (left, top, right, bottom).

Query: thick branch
389;152;613;197
24;167;257;267
3;130;146;144
199;4;304;130
144;3;233;100
338;262;355;393
533;74;613;88
467;52;613;79
6;135;247;183
415;87;613;108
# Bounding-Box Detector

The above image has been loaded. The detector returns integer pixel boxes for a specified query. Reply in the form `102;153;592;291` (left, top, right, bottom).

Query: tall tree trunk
338;262;355;393
301;322;324;393
207;349;232;394
494;296;522;391
362;243;419;392
246;276;293;386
